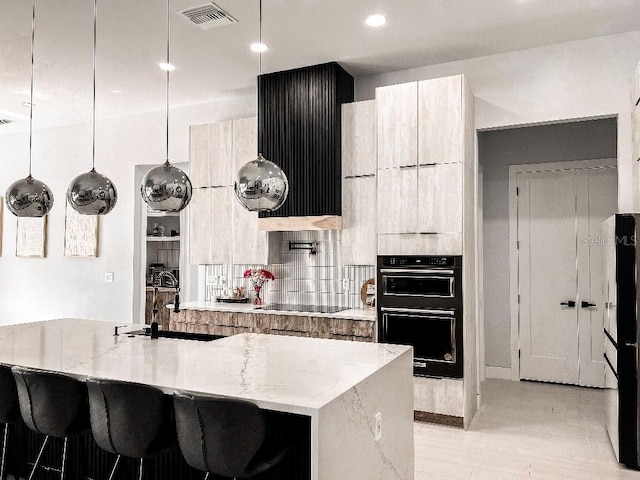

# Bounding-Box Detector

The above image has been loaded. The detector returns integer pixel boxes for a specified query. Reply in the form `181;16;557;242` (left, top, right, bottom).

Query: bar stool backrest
86;378;175;458
11;366;90;438
173;393;266;477
0;365;19;424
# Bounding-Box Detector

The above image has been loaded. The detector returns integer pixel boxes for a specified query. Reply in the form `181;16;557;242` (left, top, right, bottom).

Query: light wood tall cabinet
371;74;477;429
341;101;378;266
376;76;469;254
189;117;268;266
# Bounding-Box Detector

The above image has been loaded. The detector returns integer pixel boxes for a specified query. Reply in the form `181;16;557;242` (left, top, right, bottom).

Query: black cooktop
261;304;348;314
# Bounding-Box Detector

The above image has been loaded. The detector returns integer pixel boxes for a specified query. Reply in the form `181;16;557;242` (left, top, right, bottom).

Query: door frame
508;158;617;381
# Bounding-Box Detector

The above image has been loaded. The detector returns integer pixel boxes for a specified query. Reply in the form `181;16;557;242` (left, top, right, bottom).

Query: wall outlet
342;278;350;291
206;276;215;286
374;412;382;441
105;272;114;283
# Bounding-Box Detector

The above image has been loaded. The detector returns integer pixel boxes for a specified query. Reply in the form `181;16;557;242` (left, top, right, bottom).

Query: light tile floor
415;379;640;479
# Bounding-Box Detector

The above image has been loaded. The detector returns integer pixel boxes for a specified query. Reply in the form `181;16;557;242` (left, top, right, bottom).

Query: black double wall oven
377;256;463;378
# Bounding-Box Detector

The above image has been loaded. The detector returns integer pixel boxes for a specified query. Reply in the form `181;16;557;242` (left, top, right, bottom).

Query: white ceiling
1;0;640;133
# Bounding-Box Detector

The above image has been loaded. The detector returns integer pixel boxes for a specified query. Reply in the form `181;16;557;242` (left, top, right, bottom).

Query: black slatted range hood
257;62;354;231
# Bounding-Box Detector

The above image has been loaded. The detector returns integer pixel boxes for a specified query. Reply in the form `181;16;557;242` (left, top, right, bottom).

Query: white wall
0;95;254;325
356;31;640;370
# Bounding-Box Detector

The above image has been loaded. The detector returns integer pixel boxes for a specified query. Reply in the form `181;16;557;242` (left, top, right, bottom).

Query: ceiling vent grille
177;2;238;30
0;119;14;126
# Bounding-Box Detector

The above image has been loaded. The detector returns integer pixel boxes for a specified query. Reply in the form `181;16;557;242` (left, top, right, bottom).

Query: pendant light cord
259;0;262;76
92;0;97;172
257;0;262;157
28;0;36;178
165;0;170;164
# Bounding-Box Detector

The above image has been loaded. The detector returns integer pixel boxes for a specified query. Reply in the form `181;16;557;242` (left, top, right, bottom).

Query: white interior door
576;168;618;387
517;166;617;387
518;170;579;384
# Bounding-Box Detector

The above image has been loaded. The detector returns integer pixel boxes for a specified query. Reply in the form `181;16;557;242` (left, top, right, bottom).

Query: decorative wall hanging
16;216;46;258
64;203;98;257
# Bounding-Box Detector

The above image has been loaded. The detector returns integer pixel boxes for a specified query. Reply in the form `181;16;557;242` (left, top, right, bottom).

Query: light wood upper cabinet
417;163;463;234
377;82;418;169
189;117;268;266
209;186;233;264
190;121;233;188
189;124;211;189
418;76;464;165
632;60;640;108
232;117;257;175
632;105;640;163
189;187;214;265
342;176;377;266
377;167;418;234
342;101;377;177
209;121;233;187
231;117;269;265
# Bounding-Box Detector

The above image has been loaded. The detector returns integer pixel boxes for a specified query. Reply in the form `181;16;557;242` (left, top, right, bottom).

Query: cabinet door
342;101;377;177
417;163;463;233
189;187;214;264
377;82;417;169
632;105;640;163
190;124;211;189
632;60;640;108
377;167;417;234
232;117;257;175
418;76;463;165
342;176;376;265
231;117;268;265
209;121;233;187
209;186;233;264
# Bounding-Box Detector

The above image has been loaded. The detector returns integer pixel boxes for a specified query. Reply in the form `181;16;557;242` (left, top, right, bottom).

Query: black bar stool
11;366;90;480
0;364;20;480
86;378;177;480
173;392;290;479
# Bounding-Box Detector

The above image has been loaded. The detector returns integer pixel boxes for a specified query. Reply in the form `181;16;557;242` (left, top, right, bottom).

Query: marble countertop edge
169;301;376;322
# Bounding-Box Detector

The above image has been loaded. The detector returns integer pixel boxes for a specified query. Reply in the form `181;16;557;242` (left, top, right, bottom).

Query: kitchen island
0;318;413;480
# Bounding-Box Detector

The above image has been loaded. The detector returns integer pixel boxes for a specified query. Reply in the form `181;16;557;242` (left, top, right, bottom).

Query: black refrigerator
603;214;639;469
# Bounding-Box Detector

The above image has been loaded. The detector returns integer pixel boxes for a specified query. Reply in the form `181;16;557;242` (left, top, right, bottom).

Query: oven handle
379;268;455;275
380;307;456;316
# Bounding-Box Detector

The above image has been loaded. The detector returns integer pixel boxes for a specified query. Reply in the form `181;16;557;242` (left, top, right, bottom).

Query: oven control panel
379;256;461;268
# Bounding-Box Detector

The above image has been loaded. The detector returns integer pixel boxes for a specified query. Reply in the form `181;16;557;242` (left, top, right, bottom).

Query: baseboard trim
414;410;464;428
485;366;511;380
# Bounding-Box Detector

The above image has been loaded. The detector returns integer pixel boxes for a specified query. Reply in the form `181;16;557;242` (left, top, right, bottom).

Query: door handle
560;301;576;308
581;301;597;308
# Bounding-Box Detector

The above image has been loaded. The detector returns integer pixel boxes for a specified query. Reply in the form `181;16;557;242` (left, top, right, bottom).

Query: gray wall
479;118;618;368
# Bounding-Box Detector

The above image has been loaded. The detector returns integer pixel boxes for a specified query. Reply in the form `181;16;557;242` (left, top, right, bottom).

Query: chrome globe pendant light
140;0;192;213
67;0;117;215
4;0;53;217
234;0;289;212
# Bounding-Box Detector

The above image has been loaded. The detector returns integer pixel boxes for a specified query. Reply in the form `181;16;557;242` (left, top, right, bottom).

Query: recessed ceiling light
111;89;122;94
21;101;35;108
250;42;269;53
159;62;176;72
365;14;386;27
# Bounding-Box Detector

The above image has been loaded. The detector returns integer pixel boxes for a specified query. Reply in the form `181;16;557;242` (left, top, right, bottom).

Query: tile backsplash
204;230;374;309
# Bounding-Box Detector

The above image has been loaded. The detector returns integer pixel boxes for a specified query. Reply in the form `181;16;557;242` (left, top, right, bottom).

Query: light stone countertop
0;318;406;414
171;301;376;322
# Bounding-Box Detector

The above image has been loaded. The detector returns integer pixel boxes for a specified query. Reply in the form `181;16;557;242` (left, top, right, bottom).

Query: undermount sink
132;329;224;342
